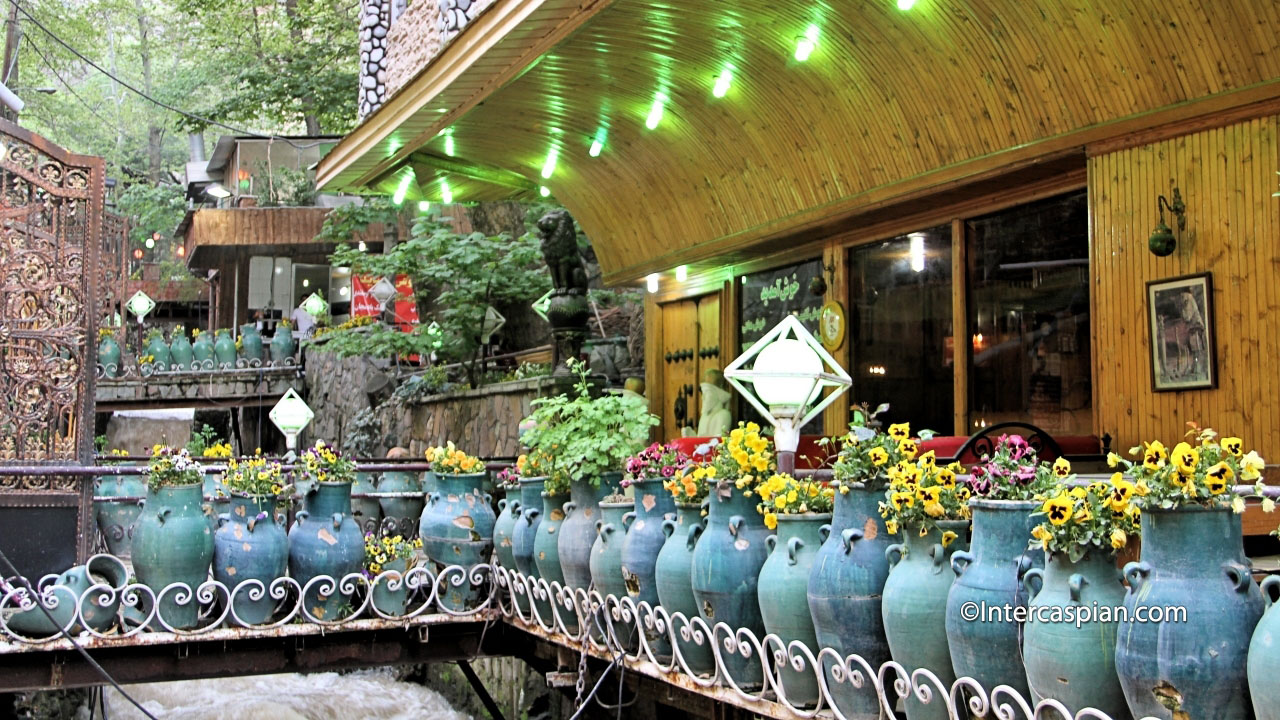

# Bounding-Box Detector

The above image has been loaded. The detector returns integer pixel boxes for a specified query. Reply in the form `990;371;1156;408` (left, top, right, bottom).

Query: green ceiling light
541;147;559;179
418;200;431;213
539;185;551;198
795;24;820;62
392;169;414;205
645;92;667;130
444;133;455;157
441;179;453;204
897;0;916;8
589;128;607;157
713;65;734;98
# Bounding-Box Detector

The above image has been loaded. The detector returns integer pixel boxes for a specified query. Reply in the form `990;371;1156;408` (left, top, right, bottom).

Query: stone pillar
358;0;391;119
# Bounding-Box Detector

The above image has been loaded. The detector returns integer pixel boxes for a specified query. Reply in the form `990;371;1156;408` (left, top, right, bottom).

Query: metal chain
574;618;589;706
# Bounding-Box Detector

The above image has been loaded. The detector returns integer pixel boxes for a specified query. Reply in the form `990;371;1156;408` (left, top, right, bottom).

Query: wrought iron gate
0;119;105;577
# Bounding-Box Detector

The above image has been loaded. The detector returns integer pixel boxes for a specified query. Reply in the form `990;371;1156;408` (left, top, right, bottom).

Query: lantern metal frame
722;314;851;467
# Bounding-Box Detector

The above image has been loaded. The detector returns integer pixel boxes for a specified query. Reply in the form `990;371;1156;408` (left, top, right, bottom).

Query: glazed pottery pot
691;487;770;689
418;472;494;611
203;472;229;531
882;520;969;720
511;478;548;620
98;335;121;377
6;555;129;635
656;501;714;675
761;513;828;708
145;335;170;372
379;469;424;538
288;481;365;621
270;328;296;363
494;494;522;568
1022;550;1129;719
590;500;637;651
213;331;236;369
131;483;214;629
214;494;286;626
238;324;264;363
350;471;381;535
620;477;676;656
533;492;577;634
93;473;146;557
944;499;1042;699
371;556;413;617
1116;506;1261;720
808;483;899;719
1248;576;1280;720
559;472;623;591
192;332;215;369
168;333;194;370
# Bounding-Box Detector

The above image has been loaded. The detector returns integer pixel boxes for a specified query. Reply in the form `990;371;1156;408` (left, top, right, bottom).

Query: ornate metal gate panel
0;119;105;575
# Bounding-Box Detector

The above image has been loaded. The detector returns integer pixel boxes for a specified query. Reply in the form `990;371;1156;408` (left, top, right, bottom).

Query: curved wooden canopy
318;0;1280;284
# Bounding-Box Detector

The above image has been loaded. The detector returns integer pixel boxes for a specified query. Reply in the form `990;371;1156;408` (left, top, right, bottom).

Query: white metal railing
492;567;1157;720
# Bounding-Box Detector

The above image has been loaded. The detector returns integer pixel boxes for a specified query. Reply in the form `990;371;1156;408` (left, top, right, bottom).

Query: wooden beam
823;240;849;438
406;152;538;191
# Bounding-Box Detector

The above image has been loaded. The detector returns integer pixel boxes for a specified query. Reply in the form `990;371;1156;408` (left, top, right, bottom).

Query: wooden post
823;241;849;437
951;218;968;436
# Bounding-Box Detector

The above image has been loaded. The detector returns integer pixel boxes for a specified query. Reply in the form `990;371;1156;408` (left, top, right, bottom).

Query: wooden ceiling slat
321;0;1280;283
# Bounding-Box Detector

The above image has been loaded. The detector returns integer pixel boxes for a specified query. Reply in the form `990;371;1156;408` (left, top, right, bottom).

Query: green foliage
316;198;401;246
390;367;451;405
185;424;219;455
256;163;317;207
116;183;186;247
521;359;658;493
321;213;551;386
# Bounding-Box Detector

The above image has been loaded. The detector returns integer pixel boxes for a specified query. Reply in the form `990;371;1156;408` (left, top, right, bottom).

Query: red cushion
667;435;833;469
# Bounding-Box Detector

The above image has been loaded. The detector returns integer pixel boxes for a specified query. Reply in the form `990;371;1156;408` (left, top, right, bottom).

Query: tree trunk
134;0;162;182
283;0;321;134
2;3;18;122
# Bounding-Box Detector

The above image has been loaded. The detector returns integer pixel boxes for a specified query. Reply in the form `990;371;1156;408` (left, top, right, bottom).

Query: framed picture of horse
1147;272;1216;391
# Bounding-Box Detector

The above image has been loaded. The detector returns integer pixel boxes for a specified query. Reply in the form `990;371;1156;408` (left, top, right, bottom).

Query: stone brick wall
384;0;441;101
306;348;565;458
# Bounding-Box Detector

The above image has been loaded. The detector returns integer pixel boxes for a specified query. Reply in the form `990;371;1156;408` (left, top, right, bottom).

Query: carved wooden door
0;119;105;577
659;294;722;440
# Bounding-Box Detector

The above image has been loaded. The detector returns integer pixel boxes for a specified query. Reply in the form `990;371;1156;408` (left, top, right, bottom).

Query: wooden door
660;299;698;438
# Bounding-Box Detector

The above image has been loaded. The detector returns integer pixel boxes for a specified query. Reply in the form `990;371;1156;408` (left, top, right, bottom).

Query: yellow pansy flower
868;447;889;466
1043;496;1072;525
1052;457;1072;478
1110;529;1127;549
1222;437;1244;457
1171;442;1199;475
764;512;777;530
885;519;899;535
888;423;910;440
941;530;958;547
898;439;919;460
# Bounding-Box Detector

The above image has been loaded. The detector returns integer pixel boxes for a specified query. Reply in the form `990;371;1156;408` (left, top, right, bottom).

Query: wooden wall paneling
644;293;663;443
720;279;739;429
951;218;968;436
1089;114;1280;467
695;294;721;423
822;240;850;437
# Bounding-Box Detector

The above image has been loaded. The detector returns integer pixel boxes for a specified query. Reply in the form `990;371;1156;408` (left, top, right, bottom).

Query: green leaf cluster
520;359;658;494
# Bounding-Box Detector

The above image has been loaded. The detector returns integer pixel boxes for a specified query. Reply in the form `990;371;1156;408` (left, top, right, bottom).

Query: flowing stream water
104;669;469;719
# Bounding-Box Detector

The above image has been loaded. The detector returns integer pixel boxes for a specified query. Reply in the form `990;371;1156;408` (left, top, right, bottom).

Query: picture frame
1147;272;1216;392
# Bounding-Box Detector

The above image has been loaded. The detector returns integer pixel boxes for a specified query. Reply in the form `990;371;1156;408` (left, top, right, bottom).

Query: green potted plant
1115;426;1269;720
1021;464;1140;719
214;456;287;625
143;328;170;372
879;452;971;720
520;358;656;592
131;446;212;629
365;531;421;617
418;442;492;611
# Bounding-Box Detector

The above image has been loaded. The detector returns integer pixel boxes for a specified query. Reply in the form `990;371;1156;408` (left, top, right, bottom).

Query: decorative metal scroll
491;569;1157;720
0;120;103;466
99;210;127;329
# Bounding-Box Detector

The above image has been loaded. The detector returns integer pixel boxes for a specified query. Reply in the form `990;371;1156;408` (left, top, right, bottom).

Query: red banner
392;274;419;332
350;274;381;317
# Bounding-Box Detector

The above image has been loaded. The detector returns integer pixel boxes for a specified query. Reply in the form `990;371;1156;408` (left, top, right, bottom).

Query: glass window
848;226;953;434
966;191;1090;435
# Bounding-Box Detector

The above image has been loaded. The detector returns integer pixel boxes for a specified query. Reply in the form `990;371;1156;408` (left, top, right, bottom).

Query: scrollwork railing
492;567;1156;720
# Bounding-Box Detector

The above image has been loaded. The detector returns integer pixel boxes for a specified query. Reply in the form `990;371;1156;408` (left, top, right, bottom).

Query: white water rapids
104;669;469;719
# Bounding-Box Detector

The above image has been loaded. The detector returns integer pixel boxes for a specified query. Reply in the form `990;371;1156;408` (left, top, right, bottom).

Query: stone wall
306;348;565;458
384;0;441;101
358;0;393;118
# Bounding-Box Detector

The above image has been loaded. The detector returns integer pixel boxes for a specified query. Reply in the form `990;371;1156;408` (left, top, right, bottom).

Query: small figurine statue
696;369;732;438
536;209;590;376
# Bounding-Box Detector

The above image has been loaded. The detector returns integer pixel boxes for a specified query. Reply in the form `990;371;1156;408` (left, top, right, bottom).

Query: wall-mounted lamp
1149;187;1186;257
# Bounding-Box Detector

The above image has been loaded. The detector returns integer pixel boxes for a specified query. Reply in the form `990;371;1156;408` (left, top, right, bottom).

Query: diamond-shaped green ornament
302;292;328;317
126;291;155;321
531;289;552;322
